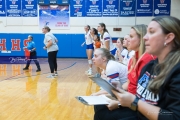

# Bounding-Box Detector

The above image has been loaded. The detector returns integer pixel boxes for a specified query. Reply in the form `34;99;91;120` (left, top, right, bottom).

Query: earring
164;42;167;47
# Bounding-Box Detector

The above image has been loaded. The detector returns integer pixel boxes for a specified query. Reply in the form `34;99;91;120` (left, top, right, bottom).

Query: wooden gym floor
0;58;98;120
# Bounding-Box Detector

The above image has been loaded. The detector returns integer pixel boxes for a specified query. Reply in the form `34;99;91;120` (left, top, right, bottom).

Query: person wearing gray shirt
42;26;59;78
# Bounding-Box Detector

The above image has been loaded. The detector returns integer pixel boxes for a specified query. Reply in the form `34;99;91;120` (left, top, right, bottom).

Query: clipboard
75;95;111;105
89;77;120;97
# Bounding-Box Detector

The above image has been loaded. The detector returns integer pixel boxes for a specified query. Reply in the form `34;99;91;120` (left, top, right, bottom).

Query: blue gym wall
0;33;87;58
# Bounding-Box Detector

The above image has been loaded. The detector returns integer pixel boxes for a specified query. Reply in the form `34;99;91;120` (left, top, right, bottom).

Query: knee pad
88;60;92;64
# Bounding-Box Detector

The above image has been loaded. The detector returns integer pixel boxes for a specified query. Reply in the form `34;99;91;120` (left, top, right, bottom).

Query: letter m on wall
11;39;21;51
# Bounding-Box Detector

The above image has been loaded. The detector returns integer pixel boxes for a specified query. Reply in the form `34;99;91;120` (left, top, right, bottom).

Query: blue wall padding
0;33;117;58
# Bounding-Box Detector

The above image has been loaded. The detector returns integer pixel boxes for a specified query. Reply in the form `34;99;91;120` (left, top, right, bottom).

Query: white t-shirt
104;60;128;84
85;30;93;45
44;32;59;53
100;32;115;51
115;48;129;61
122;50;135;65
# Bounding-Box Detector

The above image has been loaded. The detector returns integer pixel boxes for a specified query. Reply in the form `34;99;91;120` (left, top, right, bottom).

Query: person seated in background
123;24;156;94
121;34;135;65
114;37;128;64
111;16;180;120
90;28;101;77
91;48;127;96
93;24;155;120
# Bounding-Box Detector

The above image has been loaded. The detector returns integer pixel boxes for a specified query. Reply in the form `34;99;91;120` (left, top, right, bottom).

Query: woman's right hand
106;100;120;111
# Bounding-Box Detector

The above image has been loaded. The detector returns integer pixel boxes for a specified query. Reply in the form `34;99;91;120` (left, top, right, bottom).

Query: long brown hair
129;24;147;73
148;16;180;93
99;23;109;39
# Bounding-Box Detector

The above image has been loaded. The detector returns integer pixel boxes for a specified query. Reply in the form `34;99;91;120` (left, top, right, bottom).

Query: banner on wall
103;0;119;17
70;0;85;17
86;0;102;17
0;0;6;16
7;0;22;17
39;5;70;29
120;0;136;17
22;0;37;17
154;0;171;16
136;0;153;16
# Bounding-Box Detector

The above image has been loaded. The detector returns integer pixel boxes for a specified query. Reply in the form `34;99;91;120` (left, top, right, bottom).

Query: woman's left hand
112;88;135;108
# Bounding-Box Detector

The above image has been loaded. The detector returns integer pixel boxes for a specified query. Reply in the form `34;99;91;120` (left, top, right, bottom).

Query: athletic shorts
86;43;94;50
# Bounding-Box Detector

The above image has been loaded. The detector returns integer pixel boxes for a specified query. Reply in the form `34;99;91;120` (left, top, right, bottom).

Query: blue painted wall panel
71;34;86;57
0;33;87;58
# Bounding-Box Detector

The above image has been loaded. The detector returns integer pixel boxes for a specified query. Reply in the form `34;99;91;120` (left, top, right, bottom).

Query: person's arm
103;33;110;50
91;89;109;96
104;41;110;50
55;37;58;43
81;42;85;47
46;40;53;48
31;42;36;52
106;100;120;111
112;73;180;120
122;79;129;90
44;35;53;48
112;88;160;120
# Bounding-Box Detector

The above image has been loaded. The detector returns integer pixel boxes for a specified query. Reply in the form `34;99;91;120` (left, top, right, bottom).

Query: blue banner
22;0;37;17
70;0;85;17
103;0;118;17
154;0;171;16
136;0;153;16
7;0;21;17
0;0;6;16
39;5;70;29
120;0;136;17
86;0;102;17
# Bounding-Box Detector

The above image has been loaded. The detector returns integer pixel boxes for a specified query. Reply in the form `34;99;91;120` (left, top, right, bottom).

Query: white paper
77;95;111;105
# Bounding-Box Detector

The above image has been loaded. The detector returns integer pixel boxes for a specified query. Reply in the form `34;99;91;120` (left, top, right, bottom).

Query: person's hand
81;43;84;47
112;88;135;108
106;100;120;111
23;46;27;49
91;92;100;96
43;46;47;50
28;50;31;52
111;81;122;89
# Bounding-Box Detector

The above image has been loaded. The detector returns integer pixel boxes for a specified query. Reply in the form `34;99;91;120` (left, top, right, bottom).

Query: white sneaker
87;69;92;76
85;68;90;74
46;74;55;78
54;73;58;76
93;73;101;77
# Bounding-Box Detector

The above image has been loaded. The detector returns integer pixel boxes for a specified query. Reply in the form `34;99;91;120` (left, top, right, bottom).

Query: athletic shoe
36;69;41;72
54;73;58;76
23;68;28;70
85;68;92;75
87;69;92;76
46;74;55;78
93;73;101;77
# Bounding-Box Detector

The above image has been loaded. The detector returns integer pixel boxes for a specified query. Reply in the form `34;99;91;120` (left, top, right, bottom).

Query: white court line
1;51;11;53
